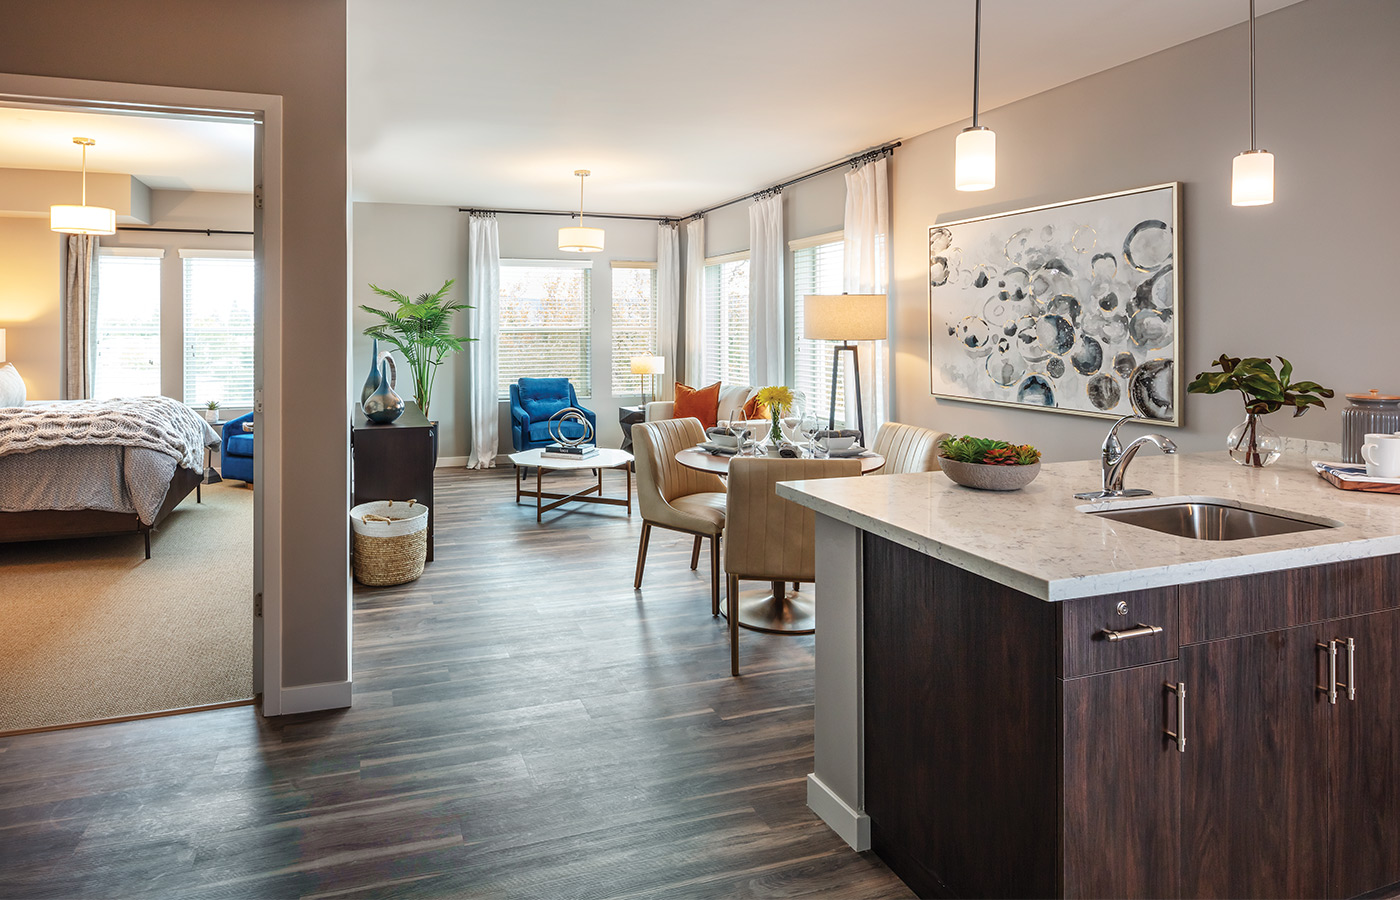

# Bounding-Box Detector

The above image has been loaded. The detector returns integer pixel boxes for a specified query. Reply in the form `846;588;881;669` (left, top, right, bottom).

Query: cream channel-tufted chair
723;456;861;676
870;421;952;475
632;417;728;615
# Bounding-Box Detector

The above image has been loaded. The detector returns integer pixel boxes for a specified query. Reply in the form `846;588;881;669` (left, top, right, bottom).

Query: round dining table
673;444;885;636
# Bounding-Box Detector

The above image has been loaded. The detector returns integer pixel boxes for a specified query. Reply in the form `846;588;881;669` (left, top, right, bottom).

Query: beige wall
0;218;62;399
0;0;350;691
890;0;1399;463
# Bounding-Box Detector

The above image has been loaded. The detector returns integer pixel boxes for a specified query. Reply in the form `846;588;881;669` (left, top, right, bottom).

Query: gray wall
891;0;1400;463
1;0;352;691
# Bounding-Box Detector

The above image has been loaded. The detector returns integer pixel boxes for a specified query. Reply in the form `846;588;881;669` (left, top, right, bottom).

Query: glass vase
770;409;783;447
1227;412;1282;467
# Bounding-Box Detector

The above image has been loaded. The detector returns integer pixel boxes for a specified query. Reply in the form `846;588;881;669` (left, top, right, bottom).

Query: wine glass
799;413;822;457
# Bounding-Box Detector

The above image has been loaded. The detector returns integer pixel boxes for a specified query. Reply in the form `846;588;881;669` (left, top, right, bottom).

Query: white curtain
844;155;890;435
65;234;99;399
656;222;680;401
682;217;705;386
466;213;501;469
748;191;784;387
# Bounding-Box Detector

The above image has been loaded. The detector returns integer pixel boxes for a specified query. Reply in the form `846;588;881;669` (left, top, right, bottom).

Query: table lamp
630;355;665;407
801;293;888;446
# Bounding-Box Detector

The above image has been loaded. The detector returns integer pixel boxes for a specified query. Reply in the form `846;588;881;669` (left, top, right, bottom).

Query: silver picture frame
927;182;1182;426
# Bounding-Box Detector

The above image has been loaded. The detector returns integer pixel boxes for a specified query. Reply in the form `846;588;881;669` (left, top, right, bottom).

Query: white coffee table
508;447;634;523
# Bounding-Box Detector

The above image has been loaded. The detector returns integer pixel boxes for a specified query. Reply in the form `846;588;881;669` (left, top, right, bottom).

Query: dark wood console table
351;401;435;562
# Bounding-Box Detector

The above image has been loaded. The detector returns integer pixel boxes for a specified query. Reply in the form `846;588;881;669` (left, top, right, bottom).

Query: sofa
644;383;757;424
222;411;254;483
509;377;597;451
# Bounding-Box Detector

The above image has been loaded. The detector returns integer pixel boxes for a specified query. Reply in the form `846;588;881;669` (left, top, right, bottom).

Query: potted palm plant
361;278;473;460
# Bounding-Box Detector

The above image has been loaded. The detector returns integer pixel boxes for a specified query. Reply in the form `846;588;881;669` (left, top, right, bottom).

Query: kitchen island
778;452;1400;899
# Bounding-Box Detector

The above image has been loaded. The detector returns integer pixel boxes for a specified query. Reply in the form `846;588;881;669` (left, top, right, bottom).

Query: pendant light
558;169;605;253
1231;0;1274;206
955;0;995;192
50;137;117;235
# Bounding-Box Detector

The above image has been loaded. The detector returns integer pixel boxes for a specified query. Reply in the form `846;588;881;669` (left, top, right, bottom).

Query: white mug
1361;434;1400;479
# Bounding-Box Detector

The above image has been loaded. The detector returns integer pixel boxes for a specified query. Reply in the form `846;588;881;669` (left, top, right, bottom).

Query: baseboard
807;772;871;851
435;455;468;468
275;679;352;715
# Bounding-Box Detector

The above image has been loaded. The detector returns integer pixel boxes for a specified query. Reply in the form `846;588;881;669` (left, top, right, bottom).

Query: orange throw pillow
674;381;721;429
740;393;769;421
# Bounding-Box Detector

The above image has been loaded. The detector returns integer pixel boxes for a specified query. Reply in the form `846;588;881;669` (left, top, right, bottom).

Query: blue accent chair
222;411;255;483
509;377;596;451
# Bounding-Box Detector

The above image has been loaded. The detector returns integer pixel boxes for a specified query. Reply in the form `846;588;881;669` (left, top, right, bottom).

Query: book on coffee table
542;444;598;460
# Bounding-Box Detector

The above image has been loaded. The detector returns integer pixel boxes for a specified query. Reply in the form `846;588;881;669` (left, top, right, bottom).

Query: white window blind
93;254;161;399
610;262;657;395
498;260;592;399
792;238;846;421
183;255;255;407
700;256;749;387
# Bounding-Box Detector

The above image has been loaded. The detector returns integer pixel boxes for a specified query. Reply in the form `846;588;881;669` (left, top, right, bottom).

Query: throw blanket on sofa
0;397;216;472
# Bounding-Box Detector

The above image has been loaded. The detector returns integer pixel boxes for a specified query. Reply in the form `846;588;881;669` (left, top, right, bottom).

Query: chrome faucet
1075;414;1178;500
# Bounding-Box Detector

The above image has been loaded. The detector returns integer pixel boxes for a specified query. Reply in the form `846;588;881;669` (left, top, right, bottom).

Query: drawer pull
1318;640;1339;705
1339;636;1356;702
1165;682;1186;753
1101;623;1163;642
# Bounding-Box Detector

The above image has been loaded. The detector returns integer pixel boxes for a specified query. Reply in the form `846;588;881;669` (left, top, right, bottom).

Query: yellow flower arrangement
754;385;795;414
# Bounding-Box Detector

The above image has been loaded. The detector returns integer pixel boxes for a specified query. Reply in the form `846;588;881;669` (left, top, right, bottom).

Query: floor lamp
801;294;888;447
630;355;665;407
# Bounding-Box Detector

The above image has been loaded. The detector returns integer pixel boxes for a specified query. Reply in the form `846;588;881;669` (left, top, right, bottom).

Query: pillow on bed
0;363;25;409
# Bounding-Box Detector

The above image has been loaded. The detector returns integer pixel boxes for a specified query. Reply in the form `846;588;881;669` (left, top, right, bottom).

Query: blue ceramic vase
360;338;381;407
363;358;404;424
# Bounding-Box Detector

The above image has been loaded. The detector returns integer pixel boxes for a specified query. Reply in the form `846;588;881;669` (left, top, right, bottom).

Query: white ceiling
349;0;1304;215
0;106;253;193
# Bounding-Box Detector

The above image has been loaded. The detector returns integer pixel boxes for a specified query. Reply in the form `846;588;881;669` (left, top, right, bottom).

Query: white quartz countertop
777;452;1400;601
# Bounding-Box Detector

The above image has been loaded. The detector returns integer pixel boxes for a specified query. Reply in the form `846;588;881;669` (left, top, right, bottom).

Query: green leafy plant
939;435;1042;466
361;278;473;419
205;400;219;411
1187;355;1334;417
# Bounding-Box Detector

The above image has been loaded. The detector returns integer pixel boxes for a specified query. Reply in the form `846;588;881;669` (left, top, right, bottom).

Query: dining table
673;443;886;635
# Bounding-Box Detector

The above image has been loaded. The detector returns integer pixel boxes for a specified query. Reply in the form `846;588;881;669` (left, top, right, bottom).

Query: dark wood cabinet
862;534;1400;900
351;402;435;562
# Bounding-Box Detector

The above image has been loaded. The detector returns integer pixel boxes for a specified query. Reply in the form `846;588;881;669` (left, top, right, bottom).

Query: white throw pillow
0;363;25;408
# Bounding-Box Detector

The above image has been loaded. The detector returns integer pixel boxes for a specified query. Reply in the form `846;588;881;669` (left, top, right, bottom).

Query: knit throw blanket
0;397;214;472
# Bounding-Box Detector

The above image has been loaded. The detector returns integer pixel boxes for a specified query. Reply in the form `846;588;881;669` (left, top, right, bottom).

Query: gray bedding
0;444;180;526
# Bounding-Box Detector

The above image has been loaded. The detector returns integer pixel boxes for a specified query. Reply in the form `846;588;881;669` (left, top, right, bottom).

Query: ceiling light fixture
50;137;117;235
955;0;995;192
558;170;605;253
1232;0;1274;206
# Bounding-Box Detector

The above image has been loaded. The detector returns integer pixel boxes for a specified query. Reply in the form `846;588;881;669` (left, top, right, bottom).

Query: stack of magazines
542;443;598;460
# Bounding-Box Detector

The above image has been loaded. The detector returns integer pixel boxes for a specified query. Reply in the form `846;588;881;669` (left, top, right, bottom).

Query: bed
0;397;220;558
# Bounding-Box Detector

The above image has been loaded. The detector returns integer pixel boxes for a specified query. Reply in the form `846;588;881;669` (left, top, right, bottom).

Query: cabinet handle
1317;640;1339;705
1101;623;1163;642
1165;681;1186;753
1337;637;1356;702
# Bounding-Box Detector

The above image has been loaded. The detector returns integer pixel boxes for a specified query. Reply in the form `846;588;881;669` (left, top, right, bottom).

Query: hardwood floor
0;466;912;899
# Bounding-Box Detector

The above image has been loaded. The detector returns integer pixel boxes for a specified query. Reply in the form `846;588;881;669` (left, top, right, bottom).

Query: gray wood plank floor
0;466;913;899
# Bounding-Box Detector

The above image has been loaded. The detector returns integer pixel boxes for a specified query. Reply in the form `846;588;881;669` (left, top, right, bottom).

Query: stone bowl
939;458;1041;491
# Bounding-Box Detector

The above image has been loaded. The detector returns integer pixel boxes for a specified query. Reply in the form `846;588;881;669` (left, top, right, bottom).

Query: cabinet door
1180;626;1331;899
1327;608;1400;899
1061;661;1180;899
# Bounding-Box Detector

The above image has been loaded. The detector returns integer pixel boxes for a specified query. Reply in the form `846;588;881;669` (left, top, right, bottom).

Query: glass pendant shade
1232;149;1274;206
955;126;996;191
557;226;605;253
50;203;117;235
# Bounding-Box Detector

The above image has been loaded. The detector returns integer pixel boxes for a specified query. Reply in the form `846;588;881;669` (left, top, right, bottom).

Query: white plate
827;445;868;458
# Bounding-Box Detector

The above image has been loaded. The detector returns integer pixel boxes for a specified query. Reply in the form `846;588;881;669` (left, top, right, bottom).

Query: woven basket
351;499;429;586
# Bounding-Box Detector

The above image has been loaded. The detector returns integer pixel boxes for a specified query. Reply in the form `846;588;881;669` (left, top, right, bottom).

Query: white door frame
0;73;288;715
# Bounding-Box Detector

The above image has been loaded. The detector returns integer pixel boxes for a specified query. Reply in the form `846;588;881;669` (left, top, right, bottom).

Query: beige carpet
0;480;254;732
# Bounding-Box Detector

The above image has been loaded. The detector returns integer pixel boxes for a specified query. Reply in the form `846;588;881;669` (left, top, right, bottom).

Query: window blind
93;254;161;399
498;261;592;399
793;239;846;421
701;257;749;387
183;256;255;407
610;263;657;395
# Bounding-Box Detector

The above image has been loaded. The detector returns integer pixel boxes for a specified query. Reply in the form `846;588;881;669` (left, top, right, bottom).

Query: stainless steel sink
1086;500;1341;541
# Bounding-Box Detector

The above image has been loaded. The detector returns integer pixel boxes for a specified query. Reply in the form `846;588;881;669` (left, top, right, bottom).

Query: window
610;262;657;395
701;254;749;387
93;250;162;399
792;234;846;421
183;252;255;408
498;260;592;399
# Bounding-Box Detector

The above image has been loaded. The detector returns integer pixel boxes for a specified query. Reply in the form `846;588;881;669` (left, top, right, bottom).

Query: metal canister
1342;389;1400;463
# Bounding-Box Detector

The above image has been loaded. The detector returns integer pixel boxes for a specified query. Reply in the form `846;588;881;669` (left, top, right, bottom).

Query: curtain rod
457;207;678;224
116;226;254;236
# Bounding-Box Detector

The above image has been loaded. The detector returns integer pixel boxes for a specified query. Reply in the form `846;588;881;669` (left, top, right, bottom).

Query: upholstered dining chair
723;457;861;676
870;421;952;475
632;417;728;615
